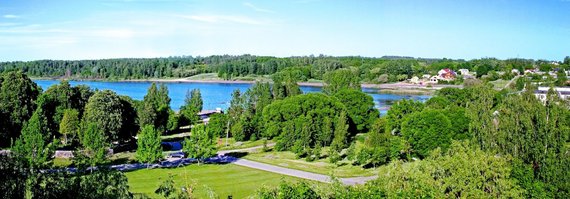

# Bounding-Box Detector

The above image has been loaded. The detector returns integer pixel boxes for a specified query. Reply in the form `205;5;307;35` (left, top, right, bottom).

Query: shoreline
31;77;461;93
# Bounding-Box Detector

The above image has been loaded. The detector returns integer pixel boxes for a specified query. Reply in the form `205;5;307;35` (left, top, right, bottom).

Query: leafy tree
0;71;41;146
180;89;202;126
136;125;163;163
59;108;80;145
227;89;245;141
82;90;124;143
79;122;108;167
322;68;360;95
401;109;453;158
263;93;350;155
385;99;424;135
139;83;171;131
182;124;216;161
206;113;227;138
370;141;525;198
333;89;379;133
256;181;320;199
11;110;54;169
272;70;301;100
330;111;349;152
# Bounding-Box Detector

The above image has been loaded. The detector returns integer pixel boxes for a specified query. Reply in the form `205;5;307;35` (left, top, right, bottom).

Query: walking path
214;143;377;185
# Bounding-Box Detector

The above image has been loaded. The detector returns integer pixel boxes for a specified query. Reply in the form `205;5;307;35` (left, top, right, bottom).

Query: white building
534;87;570;103
458;69;470;76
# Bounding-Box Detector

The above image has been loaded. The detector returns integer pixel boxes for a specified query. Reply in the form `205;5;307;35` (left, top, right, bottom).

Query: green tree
59;108;80;145
330;111;349;152
136;125;163;163
207;113;227;138
79;122;108;167
82;90;124;143
385;99;424;135
11;110;54;169
333;89;379;133
370;141;525;198
323;68;360;95
180;89;202;126
0;71;41;147
182;124;216;161
256;181;320;199
139;83;171;131
401;109;453;158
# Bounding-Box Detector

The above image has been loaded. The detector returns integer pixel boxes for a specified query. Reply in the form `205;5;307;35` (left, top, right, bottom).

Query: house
410;76;420;84
458;69;470;76
534;87;570;103
198;108;223;124
437;68;456;80
511;69;520;75
429;76;439;84
422;74;431;79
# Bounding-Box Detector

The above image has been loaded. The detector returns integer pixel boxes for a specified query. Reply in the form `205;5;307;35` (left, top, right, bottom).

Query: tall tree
82;90;124;143
136;125;163;163
139;83;170;131
323;68;360;95
59;109;80;145
182;124;216;161
180;88;202;126
0;71;41;147
79;122;108;167
11;110;54;169
333;89;379;133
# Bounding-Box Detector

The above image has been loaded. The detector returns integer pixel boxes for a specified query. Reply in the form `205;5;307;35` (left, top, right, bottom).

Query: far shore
31;77;462;94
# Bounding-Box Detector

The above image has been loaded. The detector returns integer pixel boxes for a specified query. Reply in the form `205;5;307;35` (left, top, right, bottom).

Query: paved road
232;158;377;185
216;143;377;185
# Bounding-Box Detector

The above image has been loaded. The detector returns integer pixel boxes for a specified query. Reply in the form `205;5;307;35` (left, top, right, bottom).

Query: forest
0;61;569;198
1;55;569;84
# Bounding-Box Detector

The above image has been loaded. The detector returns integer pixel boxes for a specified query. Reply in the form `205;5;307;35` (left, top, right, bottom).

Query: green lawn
217;138;269;150
125;164;306;198
244;150;378;178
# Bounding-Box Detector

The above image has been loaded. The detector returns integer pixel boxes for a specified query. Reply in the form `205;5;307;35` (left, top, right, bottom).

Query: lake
33;80;430;115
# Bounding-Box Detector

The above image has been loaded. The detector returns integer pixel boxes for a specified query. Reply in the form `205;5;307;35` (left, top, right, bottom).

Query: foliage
79;122;109;166
385;99;424;135
180;89;202;126
206;113;227;138
59;108;80;145
139;83;170;131
0;71;41;147
262;93;350;156
182;125;216;161
369;141;525;198
155;174;193;199
256;181;320;199
322;68;360;95
401;109;453;158
333;89;379;133
11;109;54;169
136;125;163;163
83;90;126;143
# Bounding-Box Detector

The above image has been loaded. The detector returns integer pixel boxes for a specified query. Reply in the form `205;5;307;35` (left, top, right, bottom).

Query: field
125;163;307;198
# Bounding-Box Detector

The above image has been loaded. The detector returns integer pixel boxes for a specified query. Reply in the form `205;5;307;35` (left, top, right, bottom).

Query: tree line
2;55;568;83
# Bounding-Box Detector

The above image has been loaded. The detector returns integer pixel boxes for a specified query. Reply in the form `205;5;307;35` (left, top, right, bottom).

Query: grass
125;164;308;198
244;150;378;178
217;138;268;150
185;73;223;81
489;79;510;89
52;158;73;167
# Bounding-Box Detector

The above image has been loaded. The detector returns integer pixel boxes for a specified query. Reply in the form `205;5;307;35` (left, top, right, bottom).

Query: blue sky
0;0;568;61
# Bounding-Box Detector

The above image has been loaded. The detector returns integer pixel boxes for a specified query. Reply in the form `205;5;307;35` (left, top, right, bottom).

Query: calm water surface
33;80;430;115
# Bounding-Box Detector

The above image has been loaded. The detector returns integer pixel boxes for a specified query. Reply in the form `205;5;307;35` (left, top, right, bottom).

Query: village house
410;76;420;84
437;68;456;81
534;87;570;103
458;69;470;76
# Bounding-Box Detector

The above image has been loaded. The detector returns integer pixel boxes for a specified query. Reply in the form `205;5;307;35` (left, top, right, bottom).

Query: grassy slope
243;150;378;178
125;164;305;198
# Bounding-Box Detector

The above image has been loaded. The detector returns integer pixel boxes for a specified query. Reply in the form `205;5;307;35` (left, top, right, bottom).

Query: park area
125;164;309;198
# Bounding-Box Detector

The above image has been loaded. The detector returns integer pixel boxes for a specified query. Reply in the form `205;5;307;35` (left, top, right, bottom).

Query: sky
0;0;569;61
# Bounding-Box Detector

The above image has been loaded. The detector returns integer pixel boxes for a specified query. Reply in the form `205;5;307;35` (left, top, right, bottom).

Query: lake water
33;80;430;115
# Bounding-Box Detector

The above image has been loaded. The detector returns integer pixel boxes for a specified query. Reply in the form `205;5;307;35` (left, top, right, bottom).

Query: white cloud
3;14;20;19
243;2;275;13
181;15;267;25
